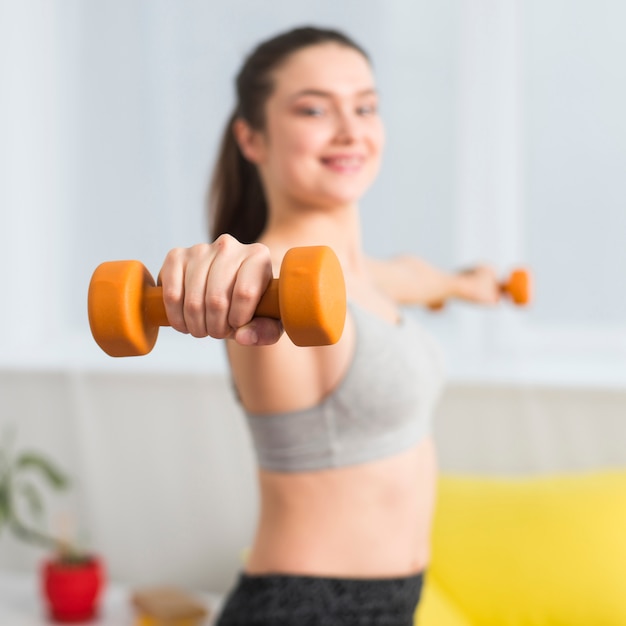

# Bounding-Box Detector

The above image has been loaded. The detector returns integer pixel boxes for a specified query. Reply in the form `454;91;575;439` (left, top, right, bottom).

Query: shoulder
365;254;414;304
227;319;355;415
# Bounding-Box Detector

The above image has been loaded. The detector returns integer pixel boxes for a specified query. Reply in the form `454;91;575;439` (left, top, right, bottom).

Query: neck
260;199;367;276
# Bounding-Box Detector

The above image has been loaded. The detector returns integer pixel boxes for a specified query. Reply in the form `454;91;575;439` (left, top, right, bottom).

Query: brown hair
208;26;370;243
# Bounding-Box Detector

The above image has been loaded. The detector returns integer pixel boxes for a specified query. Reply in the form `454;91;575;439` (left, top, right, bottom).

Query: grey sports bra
244;302;446;472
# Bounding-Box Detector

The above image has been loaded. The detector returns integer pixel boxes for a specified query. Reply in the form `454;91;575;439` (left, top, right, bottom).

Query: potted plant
0;429;105;622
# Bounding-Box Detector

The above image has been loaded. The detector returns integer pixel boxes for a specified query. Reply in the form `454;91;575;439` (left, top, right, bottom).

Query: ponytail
208;111;267;243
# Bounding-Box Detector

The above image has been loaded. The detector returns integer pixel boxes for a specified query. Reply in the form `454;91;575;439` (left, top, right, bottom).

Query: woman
159;26;499;626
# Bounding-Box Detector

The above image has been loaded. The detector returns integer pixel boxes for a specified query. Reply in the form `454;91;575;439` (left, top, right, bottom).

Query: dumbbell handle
143;287;169;327
141;280;280;329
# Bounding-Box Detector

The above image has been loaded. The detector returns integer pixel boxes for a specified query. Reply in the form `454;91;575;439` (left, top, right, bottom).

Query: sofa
415;469;626;625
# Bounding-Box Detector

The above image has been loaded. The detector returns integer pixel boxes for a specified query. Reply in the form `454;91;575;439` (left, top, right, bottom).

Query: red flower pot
41;555;105;623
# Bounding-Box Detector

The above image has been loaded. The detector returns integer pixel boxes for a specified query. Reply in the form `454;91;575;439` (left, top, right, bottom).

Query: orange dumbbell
88;246;346;357
429;267;532;311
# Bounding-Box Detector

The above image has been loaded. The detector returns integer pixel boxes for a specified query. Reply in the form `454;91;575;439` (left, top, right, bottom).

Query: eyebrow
290;88;378;100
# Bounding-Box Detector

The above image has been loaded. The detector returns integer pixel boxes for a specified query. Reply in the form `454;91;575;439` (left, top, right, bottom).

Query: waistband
216;570;425;626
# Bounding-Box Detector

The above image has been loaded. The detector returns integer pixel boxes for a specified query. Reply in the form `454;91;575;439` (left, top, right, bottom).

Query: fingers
184;244;219;337
479;266;501;305
158;236;280;343
208;242;273;335
159;247;191;334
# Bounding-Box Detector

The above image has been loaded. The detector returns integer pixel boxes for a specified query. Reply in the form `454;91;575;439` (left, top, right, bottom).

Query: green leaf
0;483;9;514
15;453;70;491
15;481;45;522
0;484;8;531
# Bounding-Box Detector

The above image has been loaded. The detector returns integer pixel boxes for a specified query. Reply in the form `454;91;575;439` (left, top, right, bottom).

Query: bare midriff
244;435;437;578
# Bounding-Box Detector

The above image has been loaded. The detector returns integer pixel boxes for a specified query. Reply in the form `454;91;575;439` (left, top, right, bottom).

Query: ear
232;117;266;164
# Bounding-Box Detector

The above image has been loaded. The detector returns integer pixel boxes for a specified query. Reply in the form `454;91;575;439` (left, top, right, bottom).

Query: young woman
158;26;500;626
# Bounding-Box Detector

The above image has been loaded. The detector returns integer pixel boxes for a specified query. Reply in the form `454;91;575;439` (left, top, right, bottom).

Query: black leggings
215;571;424;626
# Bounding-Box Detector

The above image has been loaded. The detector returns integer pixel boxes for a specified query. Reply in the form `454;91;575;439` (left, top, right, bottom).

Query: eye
298;106;325;117
356;103;378;116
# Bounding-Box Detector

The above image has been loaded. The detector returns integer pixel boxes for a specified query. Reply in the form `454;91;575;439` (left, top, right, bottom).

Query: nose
333;109;360;144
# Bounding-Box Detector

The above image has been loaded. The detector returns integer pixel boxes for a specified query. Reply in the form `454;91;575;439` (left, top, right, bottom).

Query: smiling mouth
321;155;365;172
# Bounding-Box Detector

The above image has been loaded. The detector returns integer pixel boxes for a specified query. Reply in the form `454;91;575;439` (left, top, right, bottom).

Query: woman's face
248;43;385;210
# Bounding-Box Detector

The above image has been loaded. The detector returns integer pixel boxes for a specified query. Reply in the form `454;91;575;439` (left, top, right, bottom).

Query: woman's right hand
157;234;284;346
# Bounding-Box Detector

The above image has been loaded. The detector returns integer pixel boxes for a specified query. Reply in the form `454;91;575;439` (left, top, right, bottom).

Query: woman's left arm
366;254;501;308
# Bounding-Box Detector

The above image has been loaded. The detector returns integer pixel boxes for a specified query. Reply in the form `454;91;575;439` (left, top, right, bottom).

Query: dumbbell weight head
505;268;531;306
276;246;346;346
88;260;166;357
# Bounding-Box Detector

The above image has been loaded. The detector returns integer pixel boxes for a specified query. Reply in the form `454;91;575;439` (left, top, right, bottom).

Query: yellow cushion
415;574;473;626
427;469;626;626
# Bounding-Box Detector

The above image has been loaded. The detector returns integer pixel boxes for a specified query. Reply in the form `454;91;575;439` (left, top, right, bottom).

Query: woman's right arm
158;234;353;415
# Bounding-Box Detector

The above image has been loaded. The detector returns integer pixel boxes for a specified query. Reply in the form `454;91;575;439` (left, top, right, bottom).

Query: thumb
234;318;284;346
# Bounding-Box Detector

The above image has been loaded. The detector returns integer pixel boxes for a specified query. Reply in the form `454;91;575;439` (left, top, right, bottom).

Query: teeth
327;157;361;165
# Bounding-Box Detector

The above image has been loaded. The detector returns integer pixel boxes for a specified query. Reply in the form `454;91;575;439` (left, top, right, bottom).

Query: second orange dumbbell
429;267;532;311
88;246;346;357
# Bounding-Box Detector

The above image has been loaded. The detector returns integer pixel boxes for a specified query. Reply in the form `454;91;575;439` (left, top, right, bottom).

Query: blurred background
1;0;625;597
